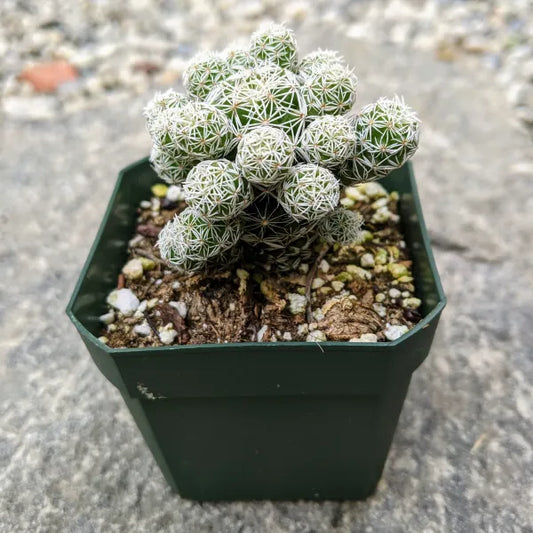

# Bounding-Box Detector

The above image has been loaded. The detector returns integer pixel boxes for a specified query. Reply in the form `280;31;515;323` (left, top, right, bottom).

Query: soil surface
101;181;422;347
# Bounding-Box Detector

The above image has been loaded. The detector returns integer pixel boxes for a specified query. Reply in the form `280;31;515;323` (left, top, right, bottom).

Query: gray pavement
1;13;533;533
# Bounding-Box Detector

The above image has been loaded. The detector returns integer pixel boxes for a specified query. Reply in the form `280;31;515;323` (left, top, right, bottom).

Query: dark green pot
67;158;445;501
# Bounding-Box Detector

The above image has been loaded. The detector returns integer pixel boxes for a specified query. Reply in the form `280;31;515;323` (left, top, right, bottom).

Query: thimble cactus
340;96;420;184
183;159;252;220
298;49;345;77
183;52;229;100
143;24;421;273
301;64;358;117
249;23;298;72
158;208;241;271
277;163;340;223
236;126;295;187
318;208;364;245
207;65;306;140
300;115;356;169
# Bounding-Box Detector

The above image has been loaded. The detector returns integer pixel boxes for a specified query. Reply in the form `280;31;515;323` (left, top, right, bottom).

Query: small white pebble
389;288;401;299
229;302;236;312
384;324;409;341
137;300;148;313
312;277;325;289
403;297;422;309
340;197;355;208
159;324;177;345
99;311;115;325
134;321;151;336
107;324;117;332
331;280;345;292
166;185;184;202
371;197;389;209
140;200;151;209
375;293;385;303
373;303;387;317
146;298;159;309
306;330;327;342
287;293;307;315
318;259;330;273
371;206;392;223
312;309;325;321
401;291;411;298
122;258;144;280
172;281;181;290
362;182;388;199
151;198;161;211
298;263;309;274
308;322;318;331
297;324;309;335
349;333;378;343
282;332;292;341
360;253;375;268
169;301;188;318
106;288;140;316
345;186;367;201
257;325;269;342
155;279;163;286
98;336;109;344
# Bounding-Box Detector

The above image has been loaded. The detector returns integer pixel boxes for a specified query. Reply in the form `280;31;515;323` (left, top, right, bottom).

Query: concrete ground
1;10;532;533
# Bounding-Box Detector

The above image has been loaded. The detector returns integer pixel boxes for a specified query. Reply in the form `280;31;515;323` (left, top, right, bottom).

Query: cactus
149;144;192;185
207;64;306;140
183;52;230;100
340;96;420;184
298;49;345;76
144;25;421;273
249;23;298;72
236;126;295;187
158;207;241;271
299;115;356;169
183;159;252;220
300;64;357;118
318;208;364;245
240;192;312;250
143;89;188;137
277;163;340;223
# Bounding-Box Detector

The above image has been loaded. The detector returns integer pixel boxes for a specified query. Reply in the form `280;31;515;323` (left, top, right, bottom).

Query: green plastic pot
67;158;445;501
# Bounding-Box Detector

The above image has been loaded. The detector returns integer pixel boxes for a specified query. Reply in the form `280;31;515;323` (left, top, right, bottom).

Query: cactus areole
142;23;421;273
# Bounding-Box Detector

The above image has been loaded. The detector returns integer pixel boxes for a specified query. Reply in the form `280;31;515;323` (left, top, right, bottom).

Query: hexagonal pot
66;158;445;501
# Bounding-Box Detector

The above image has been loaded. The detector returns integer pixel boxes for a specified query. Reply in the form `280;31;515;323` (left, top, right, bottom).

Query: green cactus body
318;208;364;245
167;101;233;159
298;49;345;77
183;159;252;220
300;64;357;118
300;115;356;169
207;65;307;140
149;144;192;185
249;23;298;72
183;52;231;100
240;192;312;250
340;96;420;184
223;45;255;71
277;163;340;222
236;126;295;188
143;89;188;137
158;207;241;271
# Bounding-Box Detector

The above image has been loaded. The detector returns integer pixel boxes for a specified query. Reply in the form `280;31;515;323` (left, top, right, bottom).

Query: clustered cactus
143;23;421;272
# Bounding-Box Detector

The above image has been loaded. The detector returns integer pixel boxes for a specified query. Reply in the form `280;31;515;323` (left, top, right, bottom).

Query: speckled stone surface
1;23;533;533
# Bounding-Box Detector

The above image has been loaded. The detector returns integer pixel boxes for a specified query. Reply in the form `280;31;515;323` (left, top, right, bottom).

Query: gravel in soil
100;181;422;347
